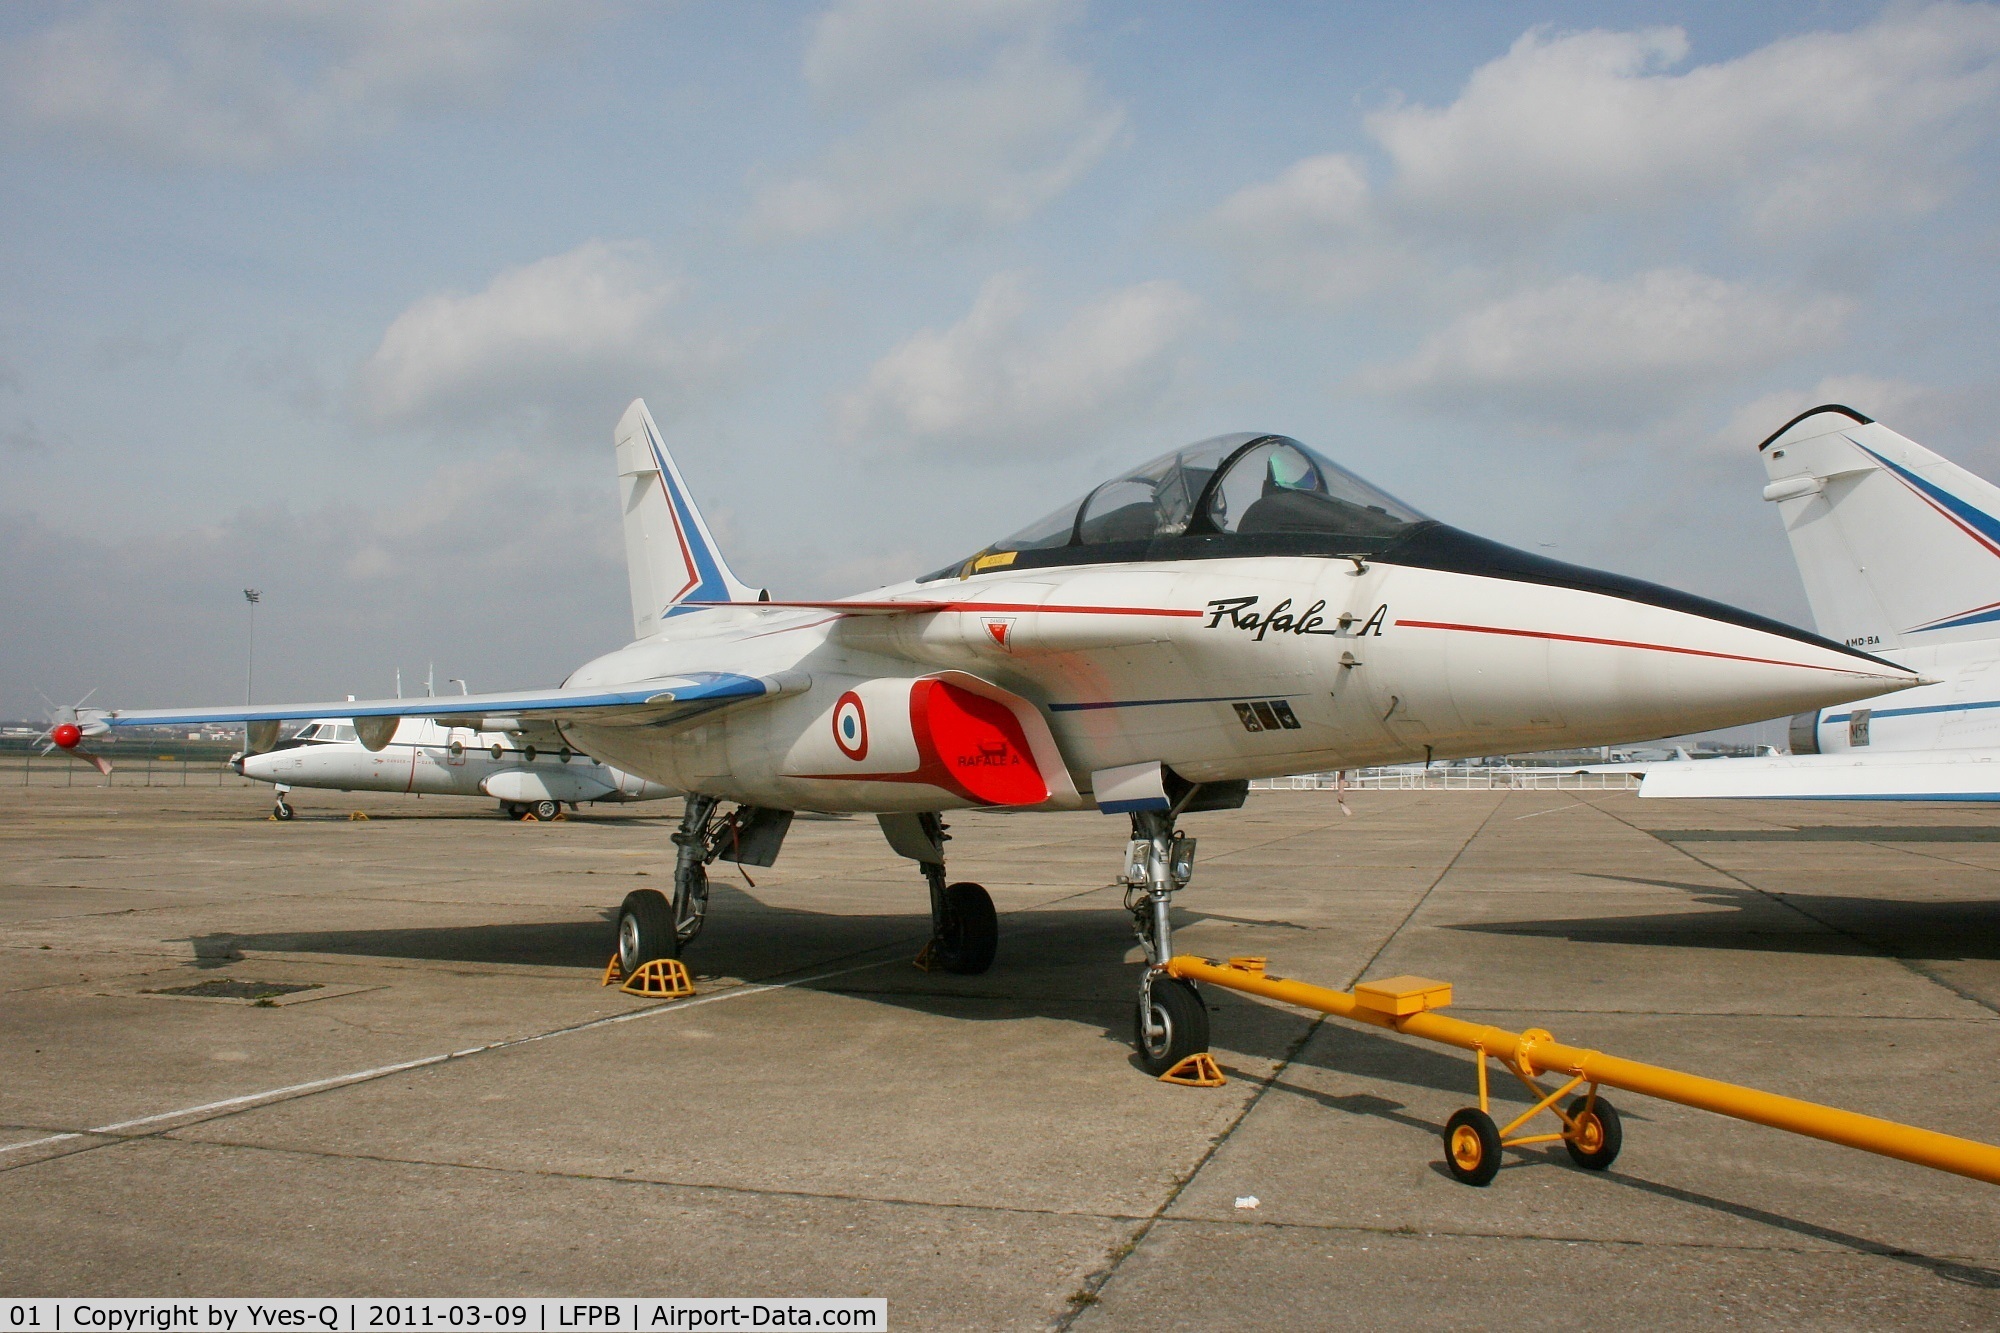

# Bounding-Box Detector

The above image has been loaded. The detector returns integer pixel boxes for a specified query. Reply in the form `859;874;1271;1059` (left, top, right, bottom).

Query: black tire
1444;1108;1503;1186
1563;1094;1623;1171
272;801;294;821
617;888;677;972
933;881;997;974
498;802;519;818
532;799;561;821
1133;976;1209;1076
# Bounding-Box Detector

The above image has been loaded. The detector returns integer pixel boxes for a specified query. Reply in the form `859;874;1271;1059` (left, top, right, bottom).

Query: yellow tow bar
1164;954;2000;1188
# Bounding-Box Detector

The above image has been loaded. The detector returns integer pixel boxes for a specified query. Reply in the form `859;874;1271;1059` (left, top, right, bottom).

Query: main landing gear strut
616;795;795;975
617;795;721;974
1130;809;1204;1076
877;812;996;975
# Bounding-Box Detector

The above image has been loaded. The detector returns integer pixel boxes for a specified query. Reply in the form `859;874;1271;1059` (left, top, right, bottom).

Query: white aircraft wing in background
1642;749;2000;802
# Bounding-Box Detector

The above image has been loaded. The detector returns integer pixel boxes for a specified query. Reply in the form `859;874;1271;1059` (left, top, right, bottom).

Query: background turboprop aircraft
239;716;672;820
46;399;1916;1074
1644;405;2000;802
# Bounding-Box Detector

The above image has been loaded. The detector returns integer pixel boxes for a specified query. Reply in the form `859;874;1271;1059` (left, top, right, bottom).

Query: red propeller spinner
51;722;82;749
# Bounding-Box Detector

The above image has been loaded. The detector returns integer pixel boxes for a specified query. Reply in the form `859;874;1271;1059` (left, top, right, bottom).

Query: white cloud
0;1;576;167
747;0;1122;238
1201;154;1406;303
1208;5;2000;300
354;240;739;439
835;273;1199;454
1370;7;2000;231
1355;269;1850;420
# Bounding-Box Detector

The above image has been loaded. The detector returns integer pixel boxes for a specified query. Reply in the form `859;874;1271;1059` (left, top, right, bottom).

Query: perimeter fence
1252;766;1640;792
1;754;257;789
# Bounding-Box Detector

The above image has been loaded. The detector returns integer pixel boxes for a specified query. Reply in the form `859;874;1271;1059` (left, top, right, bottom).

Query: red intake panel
51;723;81;749
911;679;1048;806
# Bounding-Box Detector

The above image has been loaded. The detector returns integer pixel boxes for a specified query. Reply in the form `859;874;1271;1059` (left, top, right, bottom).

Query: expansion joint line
1053;794;1506;1328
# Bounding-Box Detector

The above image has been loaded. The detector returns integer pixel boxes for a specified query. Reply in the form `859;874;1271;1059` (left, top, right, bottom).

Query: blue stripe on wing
103;672;769;728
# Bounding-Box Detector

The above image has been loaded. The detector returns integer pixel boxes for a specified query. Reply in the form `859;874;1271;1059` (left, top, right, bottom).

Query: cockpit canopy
928;433;1428;580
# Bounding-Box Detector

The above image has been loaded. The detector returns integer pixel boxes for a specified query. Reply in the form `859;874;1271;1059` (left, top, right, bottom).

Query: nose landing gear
1128;809;1204;1075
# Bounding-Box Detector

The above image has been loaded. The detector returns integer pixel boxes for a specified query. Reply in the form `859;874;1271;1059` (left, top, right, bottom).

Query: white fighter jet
238;716;673;820
50;401;1917;1071
1644;405;2000;802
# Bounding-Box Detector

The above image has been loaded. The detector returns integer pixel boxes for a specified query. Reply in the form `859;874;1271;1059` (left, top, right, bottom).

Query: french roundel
832;691;868;760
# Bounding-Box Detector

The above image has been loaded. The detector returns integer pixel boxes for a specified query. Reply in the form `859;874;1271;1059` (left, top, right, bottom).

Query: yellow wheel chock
620;958;694;998
348;811;369;821
911;940;941;972
600;954;625;987
1165;955;2000;1189
1158;1052;1226;1087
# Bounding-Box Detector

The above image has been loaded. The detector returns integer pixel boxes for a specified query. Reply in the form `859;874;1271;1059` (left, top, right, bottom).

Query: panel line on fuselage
1048;694;1278;712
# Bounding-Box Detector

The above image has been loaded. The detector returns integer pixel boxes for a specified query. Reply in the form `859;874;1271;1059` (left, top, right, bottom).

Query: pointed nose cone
1432;580;1920;745
1381;529;1922;749
1552;596;1918;739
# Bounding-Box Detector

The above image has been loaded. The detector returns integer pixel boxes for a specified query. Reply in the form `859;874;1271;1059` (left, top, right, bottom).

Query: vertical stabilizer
613;399;756;640
1760;406;2000;651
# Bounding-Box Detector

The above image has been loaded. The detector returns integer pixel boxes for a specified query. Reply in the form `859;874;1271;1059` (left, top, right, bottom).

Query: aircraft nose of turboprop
1522;585;1922;739
238;750;282;782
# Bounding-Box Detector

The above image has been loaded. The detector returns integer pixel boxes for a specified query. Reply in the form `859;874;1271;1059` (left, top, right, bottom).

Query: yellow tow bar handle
1165;954;2000;1188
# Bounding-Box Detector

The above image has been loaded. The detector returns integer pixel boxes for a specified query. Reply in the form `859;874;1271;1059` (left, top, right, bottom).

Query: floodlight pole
242;588;262;705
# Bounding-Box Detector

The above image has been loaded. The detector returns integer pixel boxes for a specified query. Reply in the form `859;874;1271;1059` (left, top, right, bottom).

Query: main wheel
498;801;520;819
933;881;997;974
1563;1094;1623;1171
532;798;561;821
1444;1108;1502;1186
617;888;678;972
1134;976;1209;1076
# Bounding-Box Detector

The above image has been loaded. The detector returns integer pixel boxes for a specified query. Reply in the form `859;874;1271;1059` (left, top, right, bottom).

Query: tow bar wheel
1563;1094;1623;1171
1444;1108;1502;1186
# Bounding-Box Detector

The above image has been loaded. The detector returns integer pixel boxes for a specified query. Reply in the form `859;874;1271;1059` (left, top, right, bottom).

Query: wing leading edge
84;671;807;736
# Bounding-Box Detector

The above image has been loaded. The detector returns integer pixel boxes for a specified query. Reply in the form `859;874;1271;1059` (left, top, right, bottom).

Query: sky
4;0;2000;729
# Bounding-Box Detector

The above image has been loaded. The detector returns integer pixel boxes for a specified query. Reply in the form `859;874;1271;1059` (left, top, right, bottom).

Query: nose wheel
1135;973;1208;1075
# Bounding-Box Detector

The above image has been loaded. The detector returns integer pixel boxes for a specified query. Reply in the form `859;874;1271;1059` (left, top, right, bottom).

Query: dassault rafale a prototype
237;716;673;820
49;400;1920;1071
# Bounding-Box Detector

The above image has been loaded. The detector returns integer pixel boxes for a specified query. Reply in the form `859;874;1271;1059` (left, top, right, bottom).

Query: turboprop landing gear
1128;809;1204;1075
271;786;294;821
880;813;996;974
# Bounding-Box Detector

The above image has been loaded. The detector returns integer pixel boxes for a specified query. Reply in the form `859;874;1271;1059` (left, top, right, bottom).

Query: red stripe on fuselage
1393;619;1877;675
688;600;1200;617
